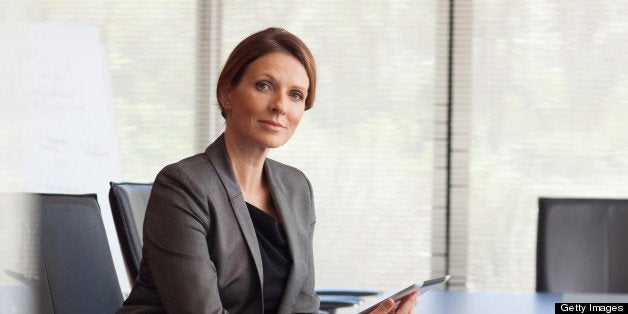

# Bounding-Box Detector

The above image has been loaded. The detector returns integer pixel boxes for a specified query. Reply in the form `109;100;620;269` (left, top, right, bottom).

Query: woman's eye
256;82;269;90
290;91;304;100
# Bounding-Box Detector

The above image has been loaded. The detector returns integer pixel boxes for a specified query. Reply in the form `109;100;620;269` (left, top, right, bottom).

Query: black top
246;202;292;314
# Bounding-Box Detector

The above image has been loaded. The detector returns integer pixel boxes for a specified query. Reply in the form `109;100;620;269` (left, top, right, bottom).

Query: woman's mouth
259;120;285;130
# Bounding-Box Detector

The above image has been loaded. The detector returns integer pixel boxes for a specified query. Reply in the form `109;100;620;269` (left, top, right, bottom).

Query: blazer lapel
206;135;309;312
264;161;307;313
205;134;264;288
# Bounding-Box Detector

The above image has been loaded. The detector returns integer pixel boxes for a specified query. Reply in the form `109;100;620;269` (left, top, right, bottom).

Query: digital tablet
357;275;450;314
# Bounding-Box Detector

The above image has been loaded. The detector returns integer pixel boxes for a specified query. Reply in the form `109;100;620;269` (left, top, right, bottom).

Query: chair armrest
316;288;381;297
318;295;361;311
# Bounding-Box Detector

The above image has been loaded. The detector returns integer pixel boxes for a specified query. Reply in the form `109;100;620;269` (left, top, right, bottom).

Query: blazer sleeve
141;163;227;314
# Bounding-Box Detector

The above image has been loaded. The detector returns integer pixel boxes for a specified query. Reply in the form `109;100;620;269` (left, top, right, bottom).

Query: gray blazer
118;134;320;313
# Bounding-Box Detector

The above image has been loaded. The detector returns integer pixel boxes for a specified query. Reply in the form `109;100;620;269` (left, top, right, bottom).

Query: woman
118;27;418;313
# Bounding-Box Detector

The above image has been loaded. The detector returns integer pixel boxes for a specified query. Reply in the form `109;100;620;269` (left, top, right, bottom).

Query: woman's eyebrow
256;73;308;91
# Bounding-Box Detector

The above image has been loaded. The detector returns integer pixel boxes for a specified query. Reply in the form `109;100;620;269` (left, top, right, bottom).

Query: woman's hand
367;291;419;314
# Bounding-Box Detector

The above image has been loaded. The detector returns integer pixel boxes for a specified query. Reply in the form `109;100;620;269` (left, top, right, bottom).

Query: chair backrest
108;182;152;280
537;197;628;293
37;193;123;313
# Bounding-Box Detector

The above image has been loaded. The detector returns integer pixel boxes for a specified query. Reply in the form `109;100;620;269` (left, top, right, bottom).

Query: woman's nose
270;94;288;115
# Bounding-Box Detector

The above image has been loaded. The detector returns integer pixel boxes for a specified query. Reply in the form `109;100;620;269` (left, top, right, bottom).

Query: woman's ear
218;87;229;108
218;85;232;116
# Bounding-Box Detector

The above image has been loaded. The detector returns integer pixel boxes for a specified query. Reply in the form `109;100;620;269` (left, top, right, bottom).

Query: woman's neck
223;131;267;196
223;131;278;220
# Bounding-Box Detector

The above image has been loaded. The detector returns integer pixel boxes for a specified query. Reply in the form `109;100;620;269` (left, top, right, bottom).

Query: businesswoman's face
221;52;309;150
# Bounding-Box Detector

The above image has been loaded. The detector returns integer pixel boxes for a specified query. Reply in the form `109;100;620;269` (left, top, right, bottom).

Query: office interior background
1;0;627;297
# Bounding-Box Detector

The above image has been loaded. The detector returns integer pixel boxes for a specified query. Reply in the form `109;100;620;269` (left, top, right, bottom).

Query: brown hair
216;27;317;118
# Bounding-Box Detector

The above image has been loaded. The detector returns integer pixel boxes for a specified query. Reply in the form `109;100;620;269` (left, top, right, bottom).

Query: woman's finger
369;298;395;314
395;291;420;313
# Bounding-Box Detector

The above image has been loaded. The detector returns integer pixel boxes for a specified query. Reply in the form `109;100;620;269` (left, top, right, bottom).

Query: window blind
433;0;474;291
461;0;628;291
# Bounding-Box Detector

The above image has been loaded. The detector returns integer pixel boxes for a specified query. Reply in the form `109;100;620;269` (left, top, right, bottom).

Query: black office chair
108;182;152;281
36;193;123;313
537;197;628;293
109;181;378;312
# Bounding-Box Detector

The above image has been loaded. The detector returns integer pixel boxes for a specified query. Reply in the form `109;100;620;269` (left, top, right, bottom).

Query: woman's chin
263;138;289;149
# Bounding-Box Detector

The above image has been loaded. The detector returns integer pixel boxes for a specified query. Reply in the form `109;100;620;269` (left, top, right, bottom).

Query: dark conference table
411;290;628;314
